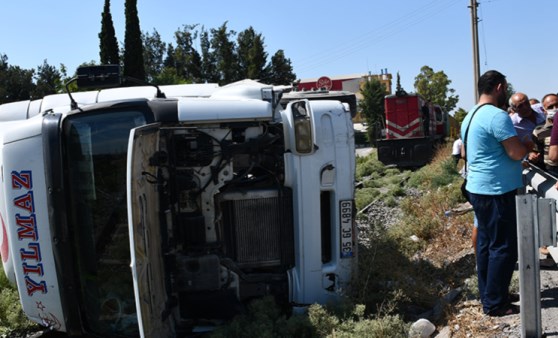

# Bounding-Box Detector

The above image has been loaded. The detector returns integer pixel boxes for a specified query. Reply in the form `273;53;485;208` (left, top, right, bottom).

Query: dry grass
354;142;525;336
354;142;480;325
445;299;520;337
398;143;522;337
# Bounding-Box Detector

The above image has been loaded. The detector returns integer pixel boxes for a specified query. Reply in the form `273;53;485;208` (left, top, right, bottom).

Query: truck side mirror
76;65;121;89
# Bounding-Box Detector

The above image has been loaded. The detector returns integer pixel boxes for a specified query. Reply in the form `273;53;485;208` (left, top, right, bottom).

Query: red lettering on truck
15;214;38;241
11;170;32;190
14;191;35;214
20;243;41;261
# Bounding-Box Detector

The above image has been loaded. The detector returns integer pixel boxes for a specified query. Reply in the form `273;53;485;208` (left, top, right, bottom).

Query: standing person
461;70;532;316
452;137;462;166
510;92;546;142
532;93;558;176
546;94;558;166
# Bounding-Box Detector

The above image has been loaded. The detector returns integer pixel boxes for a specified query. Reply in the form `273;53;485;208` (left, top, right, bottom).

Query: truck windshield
63;109;147;337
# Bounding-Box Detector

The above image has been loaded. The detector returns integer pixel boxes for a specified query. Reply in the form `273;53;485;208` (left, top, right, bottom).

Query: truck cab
0;67;357;337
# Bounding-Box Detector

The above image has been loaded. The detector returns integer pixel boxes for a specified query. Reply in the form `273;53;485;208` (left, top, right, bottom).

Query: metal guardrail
518;164;558;338
522;164;558;248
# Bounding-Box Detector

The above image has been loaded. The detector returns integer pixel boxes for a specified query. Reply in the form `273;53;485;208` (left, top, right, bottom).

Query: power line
478;1;489;66
295;0;460;72
293;0;462;75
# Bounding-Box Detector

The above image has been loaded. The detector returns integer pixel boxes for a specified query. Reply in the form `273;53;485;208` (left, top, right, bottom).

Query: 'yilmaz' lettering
11;171;46;296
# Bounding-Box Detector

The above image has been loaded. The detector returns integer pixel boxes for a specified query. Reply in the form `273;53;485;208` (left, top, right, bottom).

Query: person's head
507;97;515;114
542;93;558;121
478;70;507;107
530;98;540;105
511;92;532;118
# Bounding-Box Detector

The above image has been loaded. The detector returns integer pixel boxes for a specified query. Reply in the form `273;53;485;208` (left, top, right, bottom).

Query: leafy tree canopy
414;65;459;113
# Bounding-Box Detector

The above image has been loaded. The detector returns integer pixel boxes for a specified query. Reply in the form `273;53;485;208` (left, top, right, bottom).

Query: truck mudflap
376;137;434;167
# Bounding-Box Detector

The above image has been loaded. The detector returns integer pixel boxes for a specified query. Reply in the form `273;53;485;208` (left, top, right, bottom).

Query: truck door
126;123;173;338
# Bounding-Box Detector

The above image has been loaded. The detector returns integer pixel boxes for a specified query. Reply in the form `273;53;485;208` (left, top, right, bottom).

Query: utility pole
469;0;480;101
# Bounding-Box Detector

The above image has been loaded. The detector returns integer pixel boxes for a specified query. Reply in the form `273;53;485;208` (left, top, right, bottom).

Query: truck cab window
63;110;147;336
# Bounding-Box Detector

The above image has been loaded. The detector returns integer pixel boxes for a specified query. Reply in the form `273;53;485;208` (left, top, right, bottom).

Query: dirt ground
436;252;558;337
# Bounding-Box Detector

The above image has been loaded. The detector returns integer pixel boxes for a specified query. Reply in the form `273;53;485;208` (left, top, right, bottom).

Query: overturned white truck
0;66;357;337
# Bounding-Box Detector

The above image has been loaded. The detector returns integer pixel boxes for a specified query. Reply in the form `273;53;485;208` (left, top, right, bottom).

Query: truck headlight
291;101;313;154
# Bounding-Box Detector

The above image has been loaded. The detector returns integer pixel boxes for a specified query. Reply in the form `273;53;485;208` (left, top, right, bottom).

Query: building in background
295;70;392;128
295;69;393;99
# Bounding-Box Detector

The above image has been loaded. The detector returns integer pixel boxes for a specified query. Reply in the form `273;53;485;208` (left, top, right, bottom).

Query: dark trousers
468;190;518;314
452;154;460;166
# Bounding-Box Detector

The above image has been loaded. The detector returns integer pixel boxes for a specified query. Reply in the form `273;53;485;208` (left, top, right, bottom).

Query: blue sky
1;0;556;112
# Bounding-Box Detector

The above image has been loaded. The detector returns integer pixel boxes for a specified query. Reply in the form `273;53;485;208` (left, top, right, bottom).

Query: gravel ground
538;265;558;337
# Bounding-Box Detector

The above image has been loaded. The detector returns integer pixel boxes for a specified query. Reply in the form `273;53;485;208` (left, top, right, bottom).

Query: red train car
377;92;448;167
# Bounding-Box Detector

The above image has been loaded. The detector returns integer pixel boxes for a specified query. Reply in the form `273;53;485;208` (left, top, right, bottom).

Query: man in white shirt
510;92;546;142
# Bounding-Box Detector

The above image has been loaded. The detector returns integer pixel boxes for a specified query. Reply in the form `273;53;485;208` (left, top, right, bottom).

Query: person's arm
549;121;558;161
549;145;558;162
501;136;531;161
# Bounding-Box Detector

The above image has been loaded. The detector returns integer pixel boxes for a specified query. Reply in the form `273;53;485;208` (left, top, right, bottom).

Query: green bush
209;296;315;338
355;188;379;211
0;265;36;334
308;304;409;338
356;154;385;179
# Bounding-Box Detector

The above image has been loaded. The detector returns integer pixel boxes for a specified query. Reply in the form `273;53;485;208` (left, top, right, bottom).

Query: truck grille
219;188;294;268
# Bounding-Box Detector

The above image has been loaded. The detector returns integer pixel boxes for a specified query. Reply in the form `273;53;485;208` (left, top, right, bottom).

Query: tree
0;54;35;103
99;0;120;65
237;27;269;81
267;50;296;85
173;25;202;82
142;29;166;82
0;54;8;103
32;60;62;98
395;72;407;95
1;65;35;104
414;65;459;113
453;107;467;126
163;44;176;69
359;77;387;145
153;67;187;85
200;27;219;83
123;0;145;81
210;22;239;85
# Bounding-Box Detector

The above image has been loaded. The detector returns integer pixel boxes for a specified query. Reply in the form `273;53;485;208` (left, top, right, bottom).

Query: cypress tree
99;0;120;65
268;50;296;85
210;22;239;85
123;0;145;81
237;27;269;81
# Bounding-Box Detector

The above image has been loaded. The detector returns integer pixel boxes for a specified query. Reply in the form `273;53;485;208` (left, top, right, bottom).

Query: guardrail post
516;195;556;338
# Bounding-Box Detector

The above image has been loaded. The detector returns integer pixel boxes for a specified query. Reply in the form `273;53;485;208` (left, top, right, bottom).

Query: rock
434;326;451;338
409;318;436;338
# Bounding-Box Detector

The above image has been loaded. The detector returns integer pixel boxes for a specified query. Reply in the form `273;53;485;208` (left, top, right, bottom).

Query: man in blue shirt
461;70;532;316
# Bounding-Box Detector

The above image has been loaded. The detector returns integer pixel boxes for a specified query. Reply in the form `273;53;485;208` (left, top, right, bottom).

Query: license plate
340;200;354;258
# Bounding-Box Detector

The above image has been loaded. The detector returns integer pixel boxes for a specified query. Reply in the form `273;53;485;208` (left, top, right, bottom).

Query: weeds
355;149;413;211
0;264;37;334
